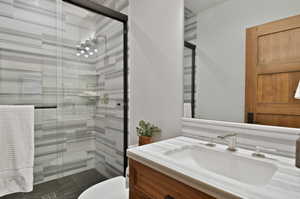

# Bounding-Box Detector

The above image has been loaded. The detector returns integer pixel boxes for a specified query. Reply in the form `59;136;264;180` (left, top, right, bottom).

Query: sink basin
164;145;278;186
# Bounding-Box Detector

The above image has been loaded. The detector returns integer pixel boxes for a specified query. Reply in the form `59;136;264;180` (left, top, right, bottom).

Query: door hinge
247;112;255;124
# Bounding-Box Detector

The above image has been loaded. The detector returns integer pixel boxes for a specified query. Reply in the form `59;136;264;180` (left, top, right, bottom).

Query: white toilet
78;176;129;199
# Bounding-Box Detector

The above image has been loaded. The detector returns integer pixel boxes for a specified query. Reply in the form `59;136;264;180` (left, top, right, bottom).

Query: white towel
0;105;34;197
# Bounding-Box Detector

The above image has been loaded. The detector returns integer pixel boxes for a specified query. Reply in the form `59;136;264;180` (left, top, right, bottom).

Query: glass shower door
99;19;125;178
58;0;100;183
60;1;126;179
0;0;61;197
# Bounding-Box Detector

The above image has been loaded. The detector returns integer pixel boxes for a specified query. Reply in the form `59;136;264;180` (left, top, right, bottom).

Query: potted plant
136;120;161;146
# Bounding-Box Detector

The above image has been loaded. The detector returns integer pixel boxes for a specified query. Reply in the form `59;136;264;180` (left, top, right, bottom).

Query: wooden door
245;15;300;128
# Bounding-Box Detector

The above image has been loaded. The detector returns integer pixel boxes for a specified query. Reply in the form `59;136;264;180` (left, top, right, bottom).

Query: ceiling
185;0;228;14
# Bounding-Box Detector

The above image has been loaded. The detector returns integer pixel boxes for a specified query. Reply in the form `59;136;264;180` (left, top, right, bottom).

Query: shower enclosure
0;0;128;198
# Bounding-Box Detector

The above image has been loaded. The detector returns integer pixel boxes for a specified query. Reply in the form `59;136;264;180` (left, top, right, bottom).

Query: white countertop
127;136;300;199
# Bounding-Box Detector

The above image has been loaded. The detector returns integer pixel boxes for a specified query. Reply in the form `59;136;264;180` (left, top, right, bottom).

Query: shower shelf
79;94;100;97
79;73;100;76
78;93;100;97
79;93;100;101
78;90;100;98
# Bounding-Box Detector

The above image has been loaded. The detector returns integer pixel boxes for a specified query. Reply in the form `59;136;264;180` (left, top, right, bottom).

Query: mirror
183;0;300;128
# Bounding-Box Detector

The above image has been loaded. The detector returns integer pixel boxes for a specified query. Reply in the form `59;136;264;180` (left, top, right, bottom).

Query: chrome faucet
217;133;238;151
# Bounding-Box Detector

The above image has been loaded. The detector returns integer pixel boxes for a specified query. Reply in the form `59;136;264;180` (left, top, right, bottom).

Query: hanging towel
0;105;34;197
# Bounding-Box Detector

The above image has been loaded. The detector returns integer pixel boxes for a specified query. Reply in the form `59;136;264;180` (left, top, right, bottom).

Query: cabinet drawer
129;159;215;199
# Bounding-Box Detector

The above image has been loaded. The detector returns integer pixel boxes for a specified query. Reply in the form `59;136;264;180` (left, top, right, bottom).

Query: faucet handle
252;146;277;158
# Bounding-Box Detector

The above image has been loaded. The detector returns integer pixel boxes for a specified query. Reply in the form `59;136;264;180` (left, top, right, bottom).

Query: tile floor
1;169;107;199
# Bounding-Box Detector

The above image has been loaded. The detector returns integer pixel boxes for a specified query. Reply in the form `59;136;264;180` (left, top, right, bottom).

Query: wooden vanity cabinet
129;159;215;199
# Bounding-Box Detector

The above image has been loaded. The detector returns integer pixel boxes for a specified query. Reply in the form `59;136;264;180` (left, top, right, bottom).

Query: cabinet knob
165;195;175;199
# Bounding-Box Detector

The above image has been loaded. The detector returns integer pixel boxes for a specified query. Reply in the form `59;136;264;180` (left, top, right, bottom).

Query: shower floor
1;169;107;199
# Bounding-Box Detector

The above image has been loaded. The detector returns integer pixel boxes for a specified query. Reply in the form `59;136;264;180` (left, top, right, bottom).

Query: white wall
129;0;184;144
195;0;300;123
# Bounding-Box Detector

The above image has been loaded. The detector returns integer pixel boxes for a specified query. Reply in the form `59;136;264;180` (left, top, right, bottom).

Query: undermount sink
163;145;278;186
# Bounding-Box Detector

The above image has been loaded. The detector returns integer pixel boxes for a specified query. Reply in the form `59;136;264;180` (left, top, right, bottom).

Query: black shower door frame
62;0;129;176
184;41;196;118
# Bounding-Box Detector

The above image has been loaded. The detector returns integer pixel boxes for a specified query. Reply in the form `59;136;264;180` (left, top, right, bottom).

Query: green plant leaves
136;120;161;137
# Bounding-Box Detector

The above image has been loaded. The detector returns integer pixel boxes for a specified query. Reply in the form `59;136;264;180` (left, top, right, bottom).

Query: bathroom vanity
129;159;214;199
127;137;300;199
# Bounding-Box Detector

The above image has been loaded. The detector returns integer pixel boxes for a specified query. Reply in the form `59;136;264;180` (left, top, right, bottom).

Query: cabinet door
129;159;215;199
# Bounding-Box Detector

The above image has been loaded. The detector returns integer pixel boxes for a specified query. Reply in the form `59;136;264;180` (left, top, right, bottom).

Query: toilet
78;176;129;199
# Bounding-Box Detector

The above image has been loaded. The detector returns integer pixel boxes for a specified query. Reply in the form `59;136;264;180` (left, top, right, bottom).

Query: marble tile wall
182;118;300;158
